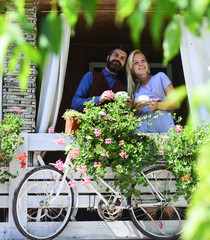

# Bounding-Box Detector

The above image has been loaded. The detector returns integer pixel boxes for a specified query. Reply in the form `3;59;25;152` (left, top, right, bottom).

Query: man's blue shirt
71;68;118;111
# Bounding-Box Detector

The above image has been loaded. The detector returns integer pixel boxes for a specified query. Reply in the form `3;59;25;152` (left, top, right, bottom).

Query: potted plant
0;110;24;183
62;109;84;135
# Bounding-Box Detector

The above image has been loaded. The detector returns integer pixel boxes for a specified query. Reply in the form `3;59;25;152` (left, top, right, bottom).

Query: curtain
180;17;210;125
36;14;71;133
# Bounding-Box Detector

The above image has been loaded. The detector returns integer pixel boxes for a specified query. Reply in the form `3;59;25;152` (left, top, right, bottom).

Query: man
71;46;132;111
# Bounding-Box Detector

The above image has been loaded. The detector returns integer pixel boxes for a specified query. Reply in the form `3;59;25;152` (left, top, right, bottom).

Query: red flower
17;153;27;168
181;173;190;182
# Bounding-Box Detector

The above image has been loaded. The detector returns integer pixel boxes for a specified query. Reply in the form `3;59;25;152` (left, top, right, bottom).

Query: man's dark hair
108;45;129;57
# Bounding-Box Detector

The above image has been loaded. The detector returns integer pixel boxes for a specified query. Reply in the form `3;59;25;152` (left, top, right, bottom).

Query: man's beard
106;58;123;73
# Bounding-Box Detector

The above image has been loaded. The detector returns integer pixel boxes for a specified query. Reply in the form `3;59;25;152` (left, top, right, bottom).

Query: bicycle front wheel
12;165;73;240
128;165;186;240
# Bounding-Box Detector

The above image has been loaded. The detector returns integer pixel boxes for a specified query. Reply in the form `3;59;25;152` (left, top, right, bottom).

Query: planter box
65;117;80;135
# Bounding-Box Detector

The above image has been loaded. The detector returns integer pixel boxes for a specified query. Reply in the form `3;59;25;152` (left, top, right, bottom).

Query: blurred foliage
0;0;209;89
180;79;210;240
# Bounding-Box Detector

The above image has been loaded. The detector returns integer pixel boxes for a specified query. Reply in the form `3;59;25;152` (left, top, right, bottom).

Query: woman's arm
148;83;180;111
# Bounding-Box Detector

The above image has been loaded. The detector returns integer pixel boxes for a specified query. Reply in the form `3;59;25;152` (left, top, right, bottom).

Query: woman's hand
148;100;158;111
133;99;149;114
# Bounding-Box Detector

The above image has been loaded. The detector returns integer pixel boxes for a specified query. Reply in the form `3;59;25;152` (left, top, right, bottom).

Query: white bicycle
12;155;186;240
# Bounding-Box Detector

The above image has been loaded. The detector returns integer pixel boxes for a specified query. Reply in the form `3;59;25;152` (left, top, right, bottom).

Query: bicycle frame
49;155;167;211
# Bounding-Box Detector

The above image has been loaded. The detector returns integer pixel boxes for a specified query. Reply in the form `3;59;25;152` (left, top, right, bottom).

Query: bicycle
12;154;187;240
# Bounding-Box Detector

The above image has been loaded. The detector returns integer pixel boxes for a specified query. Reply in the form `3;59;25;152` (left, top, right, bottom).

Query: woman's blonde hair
126;50;150;100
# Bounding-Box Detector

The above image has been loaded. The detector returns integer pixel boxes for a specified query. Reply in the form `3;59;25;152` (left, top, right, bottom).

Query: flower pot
65;117;80;135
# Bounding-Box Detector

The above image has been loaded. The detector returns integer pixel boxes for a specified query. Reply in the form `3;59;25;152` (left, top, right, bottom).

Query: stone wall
2;2;37;132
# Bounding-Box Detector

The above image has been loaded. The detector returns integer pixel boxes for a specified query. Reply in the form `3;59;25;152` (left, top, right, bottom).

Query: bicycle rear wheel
128;165;186;240
12;165;73;240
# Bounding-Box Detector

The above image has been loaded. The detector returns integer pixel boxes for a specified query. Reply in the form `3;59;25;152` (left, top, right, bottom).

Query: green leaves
80;0;98;26
116;0;137;22
39;12;62;55
126;0;151;46
58;0;79;34
163;15;182;65
0;1;40;91
0;112;24;183
150;0;176;44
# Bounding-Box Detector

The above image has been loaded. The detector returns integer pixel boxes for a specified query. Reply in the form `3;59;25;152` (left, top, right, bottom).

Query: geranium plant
63;98;209;201
64;97;160;197
0;109;25;183
154;121;210;202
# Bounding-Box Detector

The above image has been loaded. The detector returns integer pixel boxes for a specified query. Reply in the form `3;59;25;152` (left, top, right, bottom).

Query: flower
119;140;125;146
94;162;102;167
76;165;87;174
55;160;65;170
105;138;112;144
119;150;129;159
94;129;101;137
68;180;76;188
160;146;164;153
48;127;54;133
100;150;109;158
17;153;27;168
83;107;88;113
81;178;91;186
53;137;64;146
106;90;114;99
182;174;190;182
170;125;174;130
71;149;80;158
17;153;27;161
176;125;183;133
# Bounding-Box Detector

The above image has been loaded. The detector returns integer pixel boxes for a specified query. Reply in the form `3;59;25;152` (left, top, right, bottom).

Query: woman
126;50;180;133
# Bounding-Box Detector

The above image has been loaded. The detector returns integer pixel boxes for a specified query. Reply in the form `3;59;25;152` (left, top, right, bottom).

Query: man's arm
71;72;100;111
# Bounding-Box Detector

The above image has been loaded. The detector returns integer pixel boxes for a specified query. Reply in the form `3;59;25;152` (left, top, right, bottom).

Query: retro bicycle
12;153;186;240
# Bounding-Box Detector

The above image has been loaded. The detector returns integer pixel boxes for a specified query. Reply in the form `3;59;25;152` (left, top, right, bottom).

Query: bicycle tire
12;165;73;240
128;164;186;240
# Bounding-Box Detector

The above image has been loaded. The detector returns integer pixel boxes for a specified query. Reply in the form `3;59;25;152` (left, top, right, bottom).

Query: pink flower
71;149;80;158
81;178;91;186
0;153;4;158
94;129;101;137
83;107;88;112
105;138;112;144
94;162;102;167
160;146;164;153
170;125;174;130
100;150;109;158
119;150;129;159
68;181;76;188
106;90;114;99
53;138;64;146
48;127;54;133
119;140;125;146
76;165;87;174
55;159;65;170
176;125;183;133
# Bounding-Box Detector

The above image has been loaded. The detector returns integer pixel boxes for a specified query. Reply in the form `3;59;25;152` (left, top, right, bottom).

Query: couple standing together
71;46;180;133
